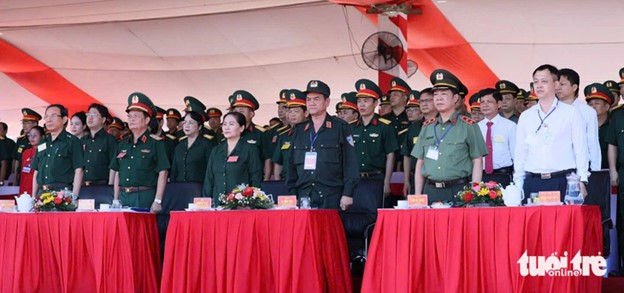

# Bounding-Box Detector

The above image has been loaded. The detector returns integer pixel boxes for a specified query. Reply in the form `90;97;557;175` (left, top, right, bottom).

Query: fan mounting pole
376;8;409;95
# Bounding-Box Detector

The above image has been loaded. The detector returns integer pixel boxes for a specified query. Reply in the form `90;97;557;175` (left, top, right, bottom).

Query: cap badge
342;96;346;102
591;87;597;93
391;80;397;87
500;83;506;89
409;94;414;100
290;93;295;99
281;92;286;99
132;95;139;104
22;110;27;116
310;80;318;88
607;82;613;87
185;99;190;106
236;94;243;101
359;83;366;90
436;73;443;80
168;110;174;115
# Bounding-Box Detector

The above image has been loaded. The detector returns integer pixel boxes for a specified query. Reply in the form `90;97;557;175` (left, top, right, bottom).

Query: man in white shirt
478;88;516;186
514;64;589;201
556;68;601;171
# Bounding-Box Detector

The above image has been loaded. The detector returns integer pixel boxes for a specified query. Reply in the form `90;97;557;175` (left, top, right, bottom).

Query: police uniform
81;128;117;185
496;80;520;123
32;129;85;193
272;90;305;180
400;91;423;193
351;79;399;179
412;69;488;204
13;108;41;182
110;93;170;208
286;80;359;209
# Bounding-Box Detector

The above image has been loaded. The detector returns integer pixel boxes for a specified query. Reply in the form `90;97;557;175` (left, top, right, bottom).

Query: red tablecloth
0;212;161;293
161;209;352;293
361;206;603;293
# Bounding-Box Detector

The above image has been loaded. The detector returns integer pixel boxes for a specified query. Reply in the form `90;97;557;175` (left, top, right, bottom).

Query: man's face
515;99;526;113
208;117;220;129
166;118;178;132
525;100;538;108
340;109;358;122
419;93;435;115
389;91;406;107
405;107;420;122
357;97;377;116
555;76;577;100
480;94;500;118
619;83;624;102
471;109;484;122
44;106;67;133
305;93;330;116
533;69;559;99
0;125;6;136
277;103;288;121
500;94;515;112
86;108;105;130
433;89;458;113
611;92;620;107
336;109;344;120
22;120;36;132
108;127;120;139
379;104;392;116
287;107;307;125
588;99;610;117
127;110;149;131
232;106;254;124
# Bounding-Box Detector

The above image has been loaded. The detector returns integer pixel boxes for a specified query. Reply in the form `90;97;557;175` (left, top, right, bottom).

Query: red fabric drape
361;206;603;293
161;210;352;293
0;212;161;293
0;39;102;115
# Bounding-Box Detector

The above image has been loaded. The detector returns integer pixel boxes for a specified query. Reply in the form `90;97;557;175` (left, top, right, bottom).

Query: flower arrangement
34;190;77;212
456;181;505;207
218;184;274;209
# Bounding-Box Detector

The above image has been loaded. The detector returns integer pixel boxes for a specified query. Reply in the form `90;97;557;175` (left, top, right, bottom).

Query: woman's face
183;115;200;136
222;115;243;139
28;128;42;146
69;116;86;136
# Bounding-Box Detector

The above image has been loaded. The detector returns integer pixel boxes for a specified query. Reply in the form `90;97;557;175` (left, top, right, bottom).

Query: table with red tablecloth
361;205;603;293
0;212;161;292
161;209;352;293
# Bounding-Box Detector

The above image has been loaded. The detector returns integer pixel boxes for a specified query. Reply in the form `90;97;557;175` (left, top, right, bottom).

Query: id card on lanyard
305;130;319;170
428;116;455;161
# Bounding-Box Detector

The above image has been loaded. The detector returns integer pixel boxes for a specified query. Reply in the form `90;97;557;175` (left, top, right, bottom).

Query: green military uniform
400;91;423;193
206;107;224;142
32;129;85;193
286;80;359;209
203;139;263;201
335;101;343;115
585;83;613;170
13;108;41;182
496;80;520;123
273;89;306;180
230;90;272;161
110;93;170;208
411;69;488;204
81;128;117;185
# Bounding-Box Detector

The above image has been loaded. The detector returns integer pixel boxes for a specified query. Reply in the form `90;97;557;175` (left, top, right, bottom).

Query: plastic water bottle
564;172;583;205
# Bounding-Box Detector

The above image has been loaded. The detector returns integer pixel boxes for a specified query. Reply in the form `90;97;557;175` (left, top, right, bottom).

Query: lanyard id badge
304;152;317;170
426;146;439;161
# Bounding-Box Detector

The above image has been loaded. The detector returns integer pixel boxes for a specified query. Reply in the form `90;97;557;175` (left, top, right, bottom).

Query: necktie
485;121;494;174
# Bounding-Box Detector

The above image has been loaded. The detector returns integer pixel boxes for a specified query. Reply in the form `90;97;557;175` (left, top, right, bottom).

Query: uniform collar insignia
141;135;147;143
326;121;332;129
372;118;378;126
304;123;310;132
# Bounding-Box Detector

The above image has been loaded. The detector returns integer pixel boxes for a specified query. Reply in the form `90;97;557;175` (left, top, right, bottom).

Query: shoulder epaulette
348;119;358;125
460;115;476;125
423;118;436;126
378;117;391;125
166;133;177;140
611;104;623;112
150;134;163;141
279;127;291;135
203;134;214;140
277;125;290;132
179;136;188;141
254;125;266;132
269;123;281;130
398;128;408;135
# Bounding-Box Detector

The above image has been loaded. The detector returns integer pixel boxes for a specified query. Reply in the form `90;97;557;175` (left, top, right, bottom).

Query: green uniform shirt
203;139;263;199
382;110;410;134
411;113;487;181
606;110;624;167
500;111;519;124
241;123;271;161
171;134;217;182
349;114;399;172
12;135;30;180
162;132;178;164
400;120;423;171
81;128;117;182
109;130;170;187
286;114;359;208
598;121;610;170
32;130;85;186
272;125;293;179
206;128;224;143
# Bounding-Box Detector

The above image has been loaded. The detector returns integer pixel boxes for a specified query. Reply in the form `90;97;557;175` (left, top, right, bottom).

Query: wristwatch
154;198;162;204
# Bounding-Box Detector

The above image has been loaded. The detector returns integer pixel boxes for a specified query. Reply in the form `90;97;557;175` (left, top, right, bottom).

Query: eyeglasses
86;112;100;117
44;114;62;120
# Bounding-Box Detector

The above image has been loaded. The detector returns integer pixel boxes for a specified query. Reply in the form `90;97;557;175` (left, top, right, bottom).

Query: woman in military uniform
171;100;217;182
203;111;262;202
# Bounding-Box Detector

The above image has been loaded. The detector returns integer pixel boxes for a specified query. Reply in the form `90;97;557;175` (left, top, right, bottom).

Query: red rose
242;187;254;197
464;192;474;203
36;196;40;201
54;197;62;205
489;190;498;199
472;182;480;187
64;197;72;203
227;193;235;201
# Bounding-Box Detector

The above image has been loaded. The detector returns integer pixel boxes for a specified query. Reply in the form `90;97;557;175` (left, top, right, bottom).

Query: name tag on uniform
304;152;317;170
426;146;439;161
227;156;239;162
37;144;47;152
494;135;505;143
22;166;31;173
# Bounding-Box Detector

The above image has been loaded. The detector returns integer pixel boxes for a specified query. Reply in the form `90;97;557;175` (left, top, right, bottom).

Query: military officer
0;123;15;183
351;79;399;196
108;117;124;141
383;78;411;133
267;90;289;171
585;84;612;170
412;69;487;204
166;108;183;138
378;94;392;116
286;80;358;210
171;99;217;182
418;88;437;121
516;88;528;114
619;67;624;104
12;108;41;182
110;93;169;211
401;90;423;195
154;106;177;163
456;83;471;117
469;93;484;122
82;103;117;186
496;80;520;123
335;101;344;119
339;92;359;123
230;90;272;180
276;89;289;127
206;107;223;141
525;90;538;109
605;80;621;111
272;89;308;180
32;104;85;195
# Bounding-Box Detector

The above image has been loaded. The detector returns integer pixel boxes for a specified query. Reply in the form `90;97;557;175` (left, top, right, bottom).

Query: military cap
155;106;166;120
108;117;124;130
166;108;182;121
469;92;480;105
184;96;206;111
206;108;222;118
495;80;519;95
526;91;538;101
277;89;288;104
388;77;411;94
458;83;468;98
430;69;461;91
604;80;619;94
516;89;527;100
585;83;613;105
304;80;331;97
185;101;209;121
619;67;624;85
286;89;307;108
231;90;260;110
406;90;420;108
379;94;390;105
340;92;358;111
335;102;343;113
126;92;155;117
355;79;382;99
21;108;41;122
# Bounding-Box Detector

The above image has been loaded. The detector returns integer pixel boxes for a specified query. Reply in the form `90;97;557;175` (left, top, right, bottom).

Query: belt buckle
124;187;131;193
541;173;551;179
360;173;368;178
435;182;445;188
42;185;49;191
84;181;92;187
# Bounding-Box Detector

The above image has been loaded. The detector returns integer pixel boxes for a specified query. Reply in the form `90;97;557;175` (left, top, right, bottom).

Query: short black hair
269;117;281;124
0;122;7;132
224;111;246;127
30;126;45;137
479;88;502;102
184;112;205;126
420;88;433;96
88;103;110;120
46;104;68;117
532;64;559;81
558;68;580;96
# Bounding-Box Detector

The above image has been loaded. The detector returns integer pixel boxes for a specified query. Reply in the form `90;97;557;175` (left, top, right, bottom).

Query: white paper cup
188;203;196;210
100;204;110;210
397;200;408;208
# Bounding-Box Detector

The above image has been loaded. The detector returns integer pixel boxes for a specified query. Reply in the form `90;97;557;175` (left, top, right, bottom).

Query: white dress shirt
478;114;516;169
573;99;601;171
513;99;589;187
